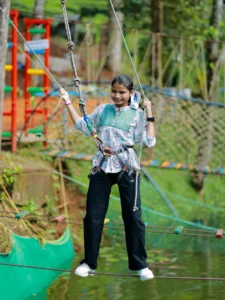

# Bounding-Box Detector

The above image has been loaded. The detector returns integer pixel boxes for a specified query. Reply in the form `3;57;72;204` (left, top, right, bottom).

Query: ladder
23;17;52;145
3;10;19;152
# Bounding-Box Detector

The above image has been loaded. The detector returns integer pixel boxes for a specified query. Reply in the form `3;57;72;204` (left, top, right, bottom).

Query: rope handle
60;0;100;145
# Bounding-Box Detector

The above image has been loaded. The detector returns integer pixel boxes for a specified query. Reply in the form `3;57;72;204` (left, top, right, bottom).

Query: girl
59;74;156;281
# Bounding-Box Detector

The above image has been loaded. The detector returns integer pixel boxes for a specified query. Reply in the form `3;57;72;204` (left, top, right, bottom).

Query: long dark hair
111;74;134;92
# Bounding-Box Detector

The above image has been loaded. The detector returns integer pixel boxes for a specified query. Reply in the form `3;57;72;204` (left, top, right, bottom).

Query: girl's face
111;83;133;108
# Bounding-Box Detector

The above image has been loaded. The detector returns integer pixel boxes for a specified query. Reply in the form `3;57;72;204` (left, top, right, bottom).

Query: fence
44;84;225;170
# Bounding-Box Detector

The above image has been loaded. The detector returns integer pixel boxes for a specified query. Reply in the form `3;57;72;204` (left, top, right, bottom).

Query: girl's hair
111;74;134;91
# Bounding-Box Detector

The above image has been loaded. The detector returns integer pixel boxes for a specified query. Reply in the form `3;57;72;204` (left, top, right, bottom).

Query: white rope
109;0;146;99
109;0;149;211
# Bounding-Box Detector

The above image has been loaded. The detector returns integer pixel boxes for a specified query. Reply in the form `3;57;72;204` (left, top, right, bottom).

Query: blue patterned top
76;104;156;173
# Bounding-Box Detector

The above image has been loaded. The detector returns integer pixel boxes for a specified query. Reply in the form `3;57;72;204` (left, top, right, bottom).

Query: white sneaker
74;263;95;277
138;267;154;281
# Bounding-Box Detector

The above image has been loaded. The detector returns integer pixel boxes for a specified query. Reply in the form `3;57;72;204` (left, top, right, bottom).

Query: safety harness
96;146;135;183
61;0;144;211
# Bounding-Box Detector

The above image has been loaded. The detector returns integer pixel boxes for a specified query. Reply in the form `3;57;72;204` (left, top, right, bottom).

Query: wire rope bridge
0;159;225;282
42;84;225;175
1;0;225;288
0;210;225;282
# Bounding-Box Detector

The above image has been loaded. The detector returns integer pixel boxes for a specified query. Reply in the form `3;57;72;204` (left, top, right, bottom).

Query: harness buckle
103;147;112;157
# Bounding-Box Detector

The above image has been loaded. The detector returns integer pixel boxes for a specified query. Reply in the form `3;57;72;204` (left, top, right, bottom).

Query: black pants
80;169;148;271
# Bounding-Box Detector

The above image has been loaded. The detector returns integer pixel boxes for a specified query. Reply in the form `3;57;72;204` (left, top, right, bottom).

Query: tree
193;0;224;192
33;0;46;19
206;0;223;91
104;0;124;75
0;0;11;151
151;0;163;87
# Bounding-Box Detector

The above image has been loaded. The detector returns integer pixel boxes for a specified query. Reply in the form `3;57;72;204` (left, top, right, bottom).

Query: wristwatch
147;117;154;122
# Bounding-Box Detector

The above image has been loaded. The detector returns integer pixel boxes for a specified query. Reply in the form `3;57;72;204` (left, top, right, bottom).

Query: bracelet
65;101;72;106
147;117;154;122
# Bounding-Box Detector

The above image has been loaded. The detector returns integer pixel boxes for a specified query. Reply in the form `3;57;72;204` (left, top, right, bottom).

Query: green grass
65;159;225;228
10;148;225;228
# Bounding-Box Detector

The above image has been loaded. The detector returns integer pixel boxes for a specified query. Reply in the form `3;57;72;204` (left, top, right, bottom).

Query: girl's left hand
143;98;152;111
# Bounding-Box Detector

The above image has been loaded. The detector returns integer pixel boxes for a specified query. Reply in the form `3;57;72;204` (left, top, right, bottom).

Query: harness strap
98;146;133;182
116;167;128;183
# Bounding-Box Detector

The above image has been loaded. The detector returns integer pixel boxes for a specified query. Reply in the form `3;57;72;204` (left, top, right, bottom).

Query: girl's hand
59;88;70;102
143;98;152;113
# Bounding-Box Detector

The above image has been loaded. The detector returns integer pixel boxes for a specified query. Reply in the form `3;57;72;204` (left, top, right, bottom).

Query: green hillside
11;0;108;16
65;159;225;229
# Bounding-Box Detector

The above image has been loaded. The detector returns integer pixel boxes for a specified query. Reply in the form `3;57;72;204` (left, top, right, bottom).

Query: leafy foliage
22;199;39;214
11;0;222;40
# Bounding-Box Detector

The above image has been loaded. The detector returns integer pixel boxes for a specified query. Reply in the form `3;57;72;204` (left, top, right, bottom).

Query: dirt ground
3;34;113;134
0;152;86;253
3;97;43;132
2;95;109;134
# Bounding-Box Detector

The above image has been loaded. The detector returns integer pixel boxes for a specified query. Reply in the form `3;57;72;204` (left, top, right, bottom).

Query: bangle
65;101;72;106
147;117;154;122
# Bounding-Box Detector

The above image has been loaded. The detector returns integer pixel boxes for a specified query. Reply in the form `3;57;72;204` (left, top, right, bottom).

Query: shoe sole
74;270;89;277
74;271;95;278
140;275;154;281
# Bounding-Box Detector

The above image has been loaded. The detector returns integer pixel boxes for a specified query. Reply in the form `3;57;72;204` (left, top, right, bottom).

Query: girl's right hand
59;88;70;102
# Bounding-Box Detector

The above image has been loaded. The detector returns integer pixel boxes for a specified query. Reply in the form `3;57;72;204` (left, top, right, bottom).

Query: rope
60;1;81;90
161;190;225;213
143;85;225;107
60;1;82;98
141;167;179;218
109;0;148;211
36;96;63;137
0;213;222;239
0;209;217;232
17;87;58;143
14;155;219;231
0;209;218;233
0;210;217;233
17;81;84;143
109;0;145;99
60;0;102;146
0;262;224;281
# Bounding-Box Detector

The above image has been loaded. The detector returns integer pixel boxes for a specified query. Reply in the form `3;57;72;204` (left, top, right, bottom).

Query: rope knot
68;41;75;51
74;77;81;87
79;99;85;106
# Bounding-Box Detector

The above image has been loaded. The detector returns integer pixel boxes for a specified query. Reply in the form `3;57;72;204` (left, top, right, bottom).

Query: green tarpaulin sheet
0;227;75;300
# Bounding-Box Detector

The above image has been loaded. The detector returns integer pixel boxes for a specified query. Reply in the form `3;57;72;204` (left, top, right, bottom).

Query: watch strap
147;117;154;122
